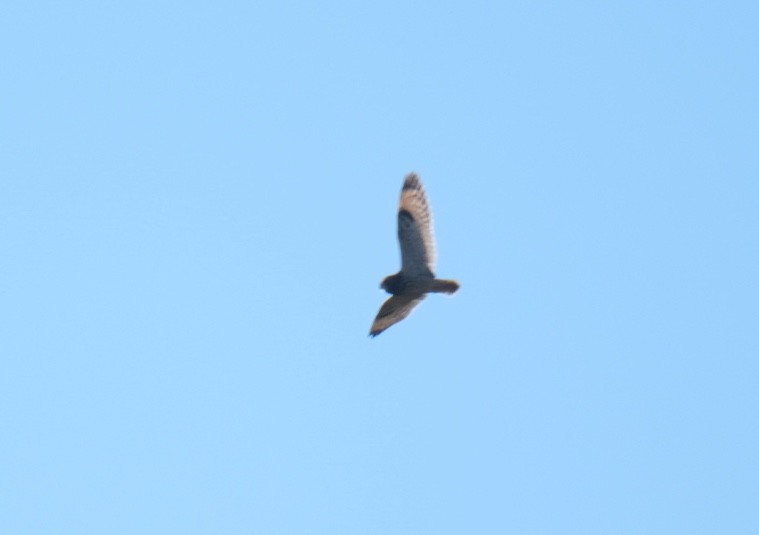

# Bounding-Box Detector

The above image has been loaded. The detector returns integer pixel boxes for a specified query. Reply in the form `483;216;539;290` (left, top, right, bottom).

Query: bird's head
380;273;402;294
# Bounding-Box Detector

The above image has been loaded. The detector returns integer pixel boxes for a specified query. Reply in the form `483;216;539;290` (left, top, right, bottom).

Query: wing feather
369;295;425;337
398;173;436;277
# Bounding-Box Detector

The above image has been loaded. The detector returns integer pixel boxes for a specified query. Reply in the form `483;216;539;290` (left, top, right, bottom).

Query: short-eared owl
369;173;459;337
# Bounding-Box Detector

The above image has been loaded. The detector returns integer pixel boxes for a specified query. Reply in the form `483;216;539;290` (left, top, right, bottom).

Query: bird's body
380;273;459;297
369;173;459;337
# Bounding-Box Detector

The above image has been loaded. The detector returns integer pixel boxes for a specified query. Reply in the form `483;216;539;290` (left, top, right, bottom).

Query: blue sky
2;2;758;533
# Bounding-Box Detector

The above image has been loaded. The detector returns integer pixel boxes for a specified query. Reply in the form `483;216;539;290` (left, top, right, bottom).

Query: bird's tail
430;279;460;294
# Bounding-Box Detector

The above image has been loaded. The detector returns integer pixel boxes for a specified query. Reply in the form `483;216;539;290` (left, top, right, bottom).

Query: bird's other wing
369;294;426;337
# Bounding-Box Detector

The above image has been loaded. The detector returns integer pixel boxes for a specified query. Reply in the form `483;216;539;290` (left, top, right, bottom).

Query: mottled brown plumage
369;173;459;337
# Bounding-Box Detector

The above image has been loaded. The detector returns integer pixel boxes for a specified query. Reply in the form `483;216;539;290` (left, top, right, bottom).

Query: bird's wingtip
402;172;422;190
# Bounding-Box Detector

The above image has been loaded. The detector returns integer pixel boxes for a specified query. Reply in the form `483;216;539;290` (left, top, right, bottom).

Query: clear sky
2;2;758;533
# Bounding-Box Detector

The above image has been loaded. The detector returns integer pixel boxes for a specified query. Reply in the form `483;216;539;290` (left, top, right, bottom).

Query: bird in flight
369;173;460;337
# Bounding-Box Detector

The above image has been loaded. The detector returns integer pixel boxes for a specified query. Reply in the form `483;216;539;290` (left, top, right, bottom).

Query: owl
369;173;460;337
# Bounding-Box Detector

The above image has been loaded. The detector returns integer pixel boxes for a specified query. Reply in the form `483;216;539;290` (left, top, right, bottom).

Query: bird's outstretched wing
369;295;426;337
398;173;436;277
